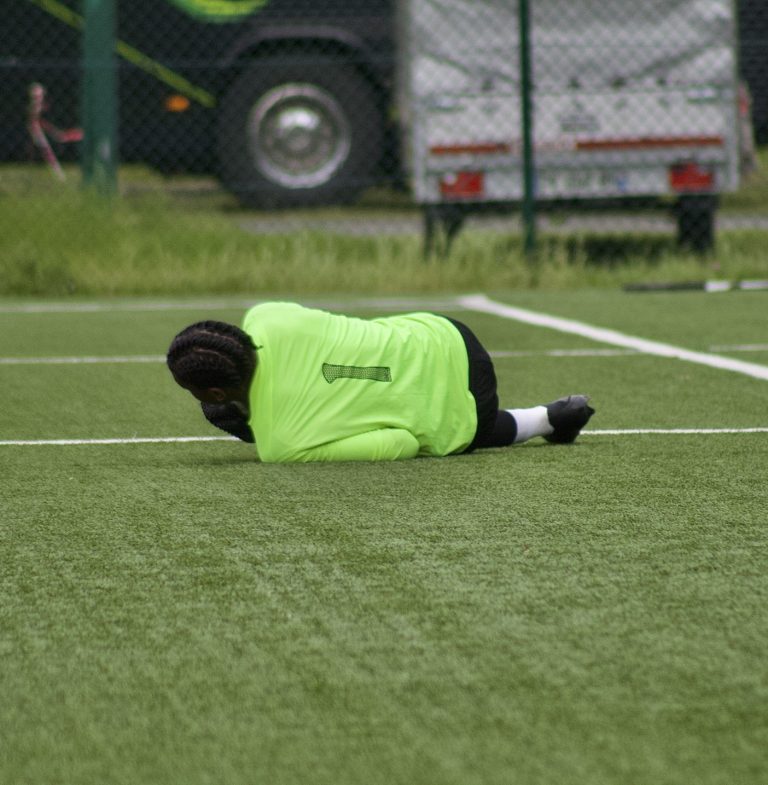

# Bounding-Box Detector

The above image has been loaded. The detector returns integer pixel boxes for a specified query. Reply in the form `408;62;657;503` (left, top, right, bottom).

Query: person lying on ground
167;301;595;463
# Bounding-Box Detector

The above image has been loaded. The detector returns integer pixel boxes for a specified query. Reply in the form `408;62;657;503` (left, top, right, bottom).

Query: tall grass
2;166;768;297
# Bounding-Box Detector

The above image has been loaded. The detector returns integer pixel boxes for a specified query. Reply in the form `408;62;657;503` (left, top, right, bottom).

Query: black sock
477;410;518;448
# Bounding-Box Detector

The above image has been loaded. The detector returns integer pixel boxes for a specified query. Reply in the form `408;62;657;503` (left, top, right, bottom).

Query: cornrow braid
167;321;256;390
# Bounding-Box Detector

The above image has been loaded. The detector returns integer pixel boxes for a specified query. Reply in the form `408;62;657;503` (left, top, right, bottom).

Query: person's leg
483;395;595;447
537;395;595;444
442;316;594;450
478;410;518;447
442;317;502;452
505;405;552;442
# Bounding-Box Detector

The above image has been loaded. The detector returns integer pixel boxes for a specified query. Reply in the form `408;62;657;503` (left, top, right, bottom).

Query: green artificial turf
1;290;767;785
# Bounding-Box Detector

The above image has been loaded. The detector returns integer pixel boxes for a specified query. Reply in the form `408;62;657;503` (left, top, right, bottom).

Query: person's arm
201;402;254;443
286;428;420;462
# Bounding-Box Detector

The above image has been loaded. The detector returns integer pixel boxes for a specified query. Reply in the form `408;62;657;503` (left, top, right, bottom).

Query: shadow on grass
543;235;682;267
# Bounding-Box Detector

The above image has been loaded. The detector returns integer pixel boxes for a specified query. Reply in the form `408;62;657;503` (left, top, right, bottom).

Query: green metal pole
519;0;536;257
81;0;117;195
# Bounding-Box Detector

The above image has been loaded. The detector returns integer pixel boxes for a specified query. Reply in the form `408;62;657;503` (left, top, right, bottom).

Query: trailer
397;0;742;252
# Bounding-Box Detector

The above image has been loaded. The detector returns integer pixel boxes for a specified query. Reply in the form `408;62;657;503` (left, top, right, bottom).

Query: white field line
460;294;768;382
1;295;764;368
1;429;767;447
0;436;234;446
2;345;764;365
0;297;465;315
1;349;639;364
490;348;639;358
494;345;768;357
0;300;256;314
0;355;165;365
585;428;768;435
708;343;768;353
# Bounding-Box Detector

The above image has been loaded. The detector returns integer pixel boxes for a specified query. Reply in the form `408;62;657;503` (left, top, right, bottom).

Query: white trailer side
397;0;741;248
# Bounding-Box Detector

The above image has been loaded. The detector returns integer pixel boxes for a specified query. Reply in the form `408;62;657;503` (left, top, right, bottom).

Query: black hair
166;321;256;390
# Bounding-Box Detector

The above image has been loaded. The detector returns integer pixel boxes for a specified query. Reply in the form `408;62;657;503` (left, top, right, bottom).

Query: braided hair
166;321;257;390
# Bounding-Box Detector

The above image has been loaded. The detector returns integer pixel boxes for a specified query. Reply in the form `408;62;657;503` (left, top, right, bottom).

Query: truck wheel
675;195;717;254
216;56;384;207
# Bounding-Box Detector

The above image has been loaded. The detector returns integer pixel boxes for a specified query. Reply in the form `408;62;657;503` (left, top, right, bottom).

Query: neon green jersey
241;302;477;462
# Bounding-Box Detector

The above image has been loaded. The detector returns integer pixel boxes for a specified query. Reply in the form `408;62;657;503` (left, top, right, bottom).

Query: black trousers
443;317;517;451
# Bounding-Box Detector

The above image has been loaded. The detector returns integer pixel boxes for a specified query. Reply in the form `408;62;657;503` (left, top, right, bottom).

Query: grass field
2;289;766;784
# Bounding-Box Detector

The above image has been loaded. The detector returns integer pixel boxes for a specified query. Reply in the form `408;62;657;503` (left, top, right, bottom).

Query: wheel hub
247;83;352;189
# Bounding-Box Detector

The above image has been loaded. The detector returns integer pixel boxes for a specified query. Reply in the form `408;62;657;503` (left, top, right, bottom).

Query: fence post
81;0;118;195
519;0;536;258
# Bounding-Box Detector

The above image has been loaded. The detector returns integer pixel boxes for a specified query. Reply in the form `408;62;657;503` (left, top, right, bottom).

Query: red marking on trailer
439;171;485;198
430;142;514;155
575;136;724;150
668;162;715;191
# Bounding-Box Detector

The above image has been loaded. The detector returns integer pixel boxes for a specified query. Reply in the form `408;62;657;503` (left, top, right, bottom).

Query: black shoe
544;395;595;444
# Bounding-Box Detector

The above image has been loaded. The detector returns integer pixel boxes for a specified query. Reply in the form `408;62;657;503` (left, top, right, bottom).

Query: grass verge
2;163;768;297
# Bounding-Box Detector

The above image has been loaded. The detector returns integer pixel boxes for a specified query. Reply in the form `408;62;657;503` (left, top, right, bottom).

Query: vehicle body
2;0;395;206
397;0;742;250
1;0;752;231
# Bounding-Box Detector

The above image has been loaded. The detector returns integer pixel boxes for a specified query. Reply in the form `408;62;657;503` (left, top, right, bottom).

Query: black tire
675;195;717;254
216;55;384;207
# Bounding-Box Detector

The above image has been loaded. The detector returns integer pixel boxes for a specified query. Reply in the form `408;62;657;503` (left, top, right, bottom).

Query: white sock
506;406;553;443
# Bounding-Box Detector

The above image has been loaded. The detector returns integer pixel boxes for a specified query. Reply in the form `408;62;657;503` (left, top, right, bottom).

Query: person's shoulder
242;301;304;330
378;312;449;330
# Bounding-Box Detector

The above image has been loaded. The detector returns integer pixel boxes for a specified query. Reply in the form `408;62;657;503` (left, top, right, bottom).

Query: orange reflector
669;162;715;192
440;171;484;199
164;94;191;113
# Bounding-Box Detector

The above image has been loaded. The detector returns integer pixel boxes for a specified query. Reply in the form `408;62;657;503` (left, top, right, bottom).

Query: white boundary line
585;428;768;435
1;429;766;447
459;294;768;382
709;343;768;353
0;300;256;314
0;436;234;446
3;346;765;365
0;355;165;365
3;346;764;365
0;297;465;315
490;348;639;358
2;350;638;364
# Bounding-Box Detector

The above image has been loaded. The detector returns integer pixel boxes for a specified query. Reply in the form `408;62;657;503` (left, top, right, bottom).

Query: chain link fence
2;0;766;255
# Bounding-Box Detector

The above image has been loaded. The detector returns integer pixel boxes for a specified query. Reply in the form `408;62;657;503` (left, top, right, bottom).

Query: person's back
243;302;477;462
166;302;595;462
